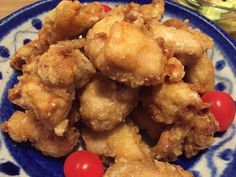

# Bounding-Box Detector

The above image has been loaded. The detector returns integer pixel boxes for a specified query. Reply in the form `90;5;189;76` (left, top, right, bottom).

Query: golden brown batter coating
81;121;151;162
107;0;164;23
104;160;193;177
184;112;219;158
153;112;218;161
39;1;105;45
139;0;164;22
95;21;166;87
131;106;164;141
153;125;190;162
8;74;74;131
0;111;80;157
10;40;48;70
85;12;167;88
8;39;95;134
162;18;213;53
143;82;204;124
148;20;213;63
11;1;104;70
85;15;123;64
79;75;138;131
141;81;219;161
81;127;115;158
184;53;215;94
36;39;95;88
165;57;185;82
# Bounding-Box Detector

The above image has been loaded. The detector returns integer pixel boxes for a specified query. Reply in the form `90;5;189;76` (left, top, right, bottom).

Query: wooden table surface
0;0;36;19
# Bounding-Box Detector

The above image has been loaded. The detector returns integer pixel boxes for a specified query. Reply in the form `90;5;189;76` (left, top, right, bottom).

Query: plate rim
0;0;236;46
167;0;236;46
0;0;236;177
0;0;60;40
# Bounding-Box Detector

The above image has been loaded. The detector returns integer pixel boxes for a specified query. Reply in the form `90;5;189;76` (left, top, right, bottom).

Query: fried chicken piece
143;82;204;124
81;121;151;161
184;112;219;158
85;15;124;64
184;53;215;94
8;74;74;132
148;20;213;63
104;160;193;177
39;1;105;45
107;0;164;23
10;40;48;70
85;16;166;88
131;106;164;141
36;39;95;88
94;21;166;87
162;18;213;53
86;17;167;88
107;121;151;162
9;39;95;134
143;81;219;161
79;75;138;131
81;127;114;158
162;19;213;66
11;0;104;70
139;0;164;23
165;57;185;82
153;112;219;161
153;125;190;162
0;111;80;157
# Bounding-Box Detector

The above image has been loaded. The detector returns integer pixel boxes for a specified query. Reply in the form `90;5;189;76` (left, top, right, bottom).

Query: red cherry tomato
64;150;104;177
201;91;235;132
103;4;112;13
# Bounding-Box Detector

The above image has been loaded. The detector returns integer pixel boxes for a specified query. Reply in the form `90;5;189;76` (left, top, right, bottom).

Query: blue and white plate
0;0;236;176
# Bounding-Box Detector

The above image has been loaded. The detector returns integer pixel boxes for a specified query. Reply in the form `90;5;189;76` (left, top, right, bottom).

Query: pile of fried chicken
0;0;219;176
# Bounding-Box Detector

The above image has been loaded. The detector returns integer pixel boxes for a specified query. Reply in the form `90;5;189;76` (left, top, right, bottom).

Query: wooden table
0;0;36;19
